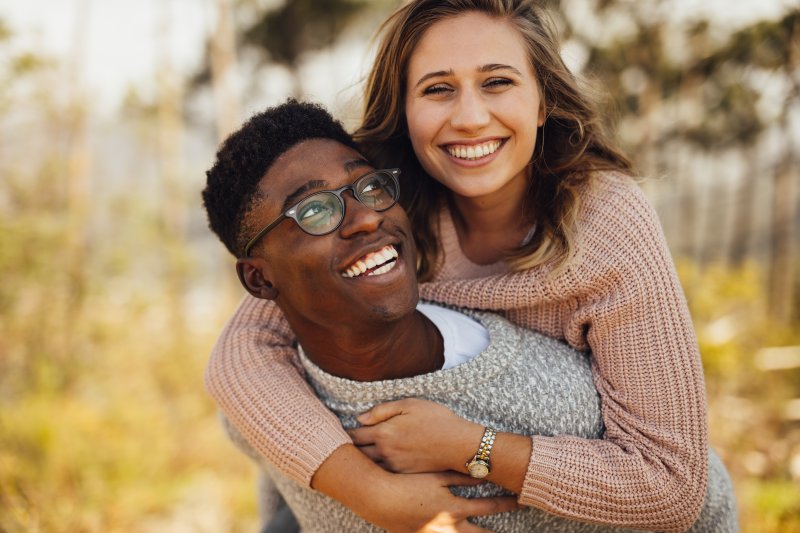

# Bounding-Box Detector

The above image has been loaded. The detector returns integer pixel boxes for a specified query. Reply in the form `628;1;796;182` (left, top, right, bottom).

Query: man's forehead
257;140;370;208
266;140;363;184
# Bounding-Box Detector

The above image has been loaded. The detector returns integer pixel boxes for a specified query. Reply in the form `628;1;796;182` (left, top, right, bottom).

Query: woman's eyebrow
412;64;523;89
413;69;453;89
479;63;523;76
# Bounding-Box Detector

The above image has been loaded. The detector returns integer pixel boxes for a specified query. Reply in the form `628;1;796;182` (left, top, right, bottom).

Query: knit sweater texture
206;172;714;531
225;311;735;532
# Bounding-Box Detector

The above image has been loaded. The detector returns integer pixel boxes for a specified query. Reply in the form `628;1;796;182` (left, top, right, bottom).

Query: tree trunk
157;1;188;336
210;0;242;142
768;147;797;324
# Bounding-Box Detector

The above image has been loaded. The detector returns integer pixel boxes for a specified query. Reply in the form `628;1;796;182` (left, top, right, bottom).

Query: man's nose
338;192;383;238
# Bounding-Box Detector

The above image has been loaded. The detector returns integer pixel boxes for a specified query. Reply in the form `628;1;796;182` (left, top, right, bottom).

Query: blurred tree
569;1;798;321
241;0;369;97
210;0;242;141
156;2;190;335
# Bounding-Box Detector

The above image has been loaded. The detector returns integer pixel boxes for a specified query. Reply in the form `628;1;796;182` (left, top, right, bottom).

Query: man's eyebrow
281;180;327;212
344;158;372;174
279;159;372;212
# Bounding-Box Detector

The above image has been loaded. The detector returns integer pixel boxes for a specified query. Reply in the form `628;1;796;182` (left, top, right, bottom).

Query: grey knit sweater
230;310;736;532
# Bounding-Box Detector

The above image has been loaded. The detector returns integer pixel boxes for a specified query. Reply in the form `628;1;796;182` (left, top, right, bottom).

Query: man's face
248;138;419;332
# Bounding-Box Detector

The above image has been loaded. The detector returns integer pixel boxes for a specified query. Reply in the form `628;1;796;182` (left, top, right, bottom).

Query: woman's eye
422;83;452;96
484;77;513;90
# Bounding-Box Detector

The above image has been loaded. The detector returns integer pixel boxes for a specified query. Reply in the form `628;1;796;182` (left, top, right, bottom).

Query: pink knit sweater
205;172;708;531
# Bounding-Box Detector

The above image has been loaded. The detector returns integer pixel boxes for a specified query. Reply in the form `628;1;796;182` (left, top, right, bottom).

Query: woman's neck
449;186;533;265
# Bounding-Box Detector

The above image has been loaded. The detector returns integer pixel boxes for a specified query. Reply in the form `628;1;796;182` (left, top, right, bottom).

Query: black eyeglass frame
242;168;401;257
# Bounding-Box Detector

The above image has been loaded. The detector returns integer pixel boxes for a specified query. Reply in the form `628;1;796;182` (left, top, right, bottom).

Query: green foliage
243;0;369;67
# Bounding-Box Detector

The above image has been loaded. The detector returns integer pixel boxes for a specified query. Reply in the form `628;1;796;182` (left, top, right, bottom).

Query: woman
207;1;715;530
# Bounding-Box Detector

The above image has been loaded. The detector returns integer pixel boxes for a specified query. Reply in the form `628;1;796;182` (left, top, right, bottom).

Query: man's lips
341;244;399;278
444;139;503;161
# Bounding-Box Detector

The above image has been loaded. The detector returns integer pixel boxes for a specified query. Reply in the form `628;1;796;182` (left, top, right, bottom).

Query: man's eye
361;181;378;193
298;201;335;227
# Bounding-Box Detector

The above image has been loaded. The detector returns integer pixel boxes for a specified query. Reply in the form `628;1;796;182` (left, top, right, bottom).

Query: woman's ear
236;258;278;300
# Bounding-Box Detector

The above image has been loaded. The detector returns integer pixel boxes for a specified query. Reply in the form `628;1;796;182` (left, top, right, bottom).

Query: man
202;100;736;532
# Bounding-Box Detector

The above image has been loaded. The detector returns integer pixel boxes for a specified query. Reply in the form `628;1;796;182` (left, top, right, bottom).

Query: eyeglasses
243;168;401;257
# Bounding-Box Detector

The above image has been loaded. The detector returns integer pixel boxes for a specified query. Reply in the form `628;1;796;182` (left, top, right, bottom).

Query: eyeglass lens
293;171;398;235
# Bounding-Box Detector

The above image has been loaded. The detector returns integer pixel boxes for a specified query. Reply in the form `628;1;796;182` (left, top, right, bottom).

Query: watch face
468;461;489;479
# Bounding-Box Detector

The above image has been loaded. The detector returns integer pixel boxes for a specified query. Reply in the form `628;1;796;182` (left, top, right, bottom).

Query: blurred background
0;0;797;531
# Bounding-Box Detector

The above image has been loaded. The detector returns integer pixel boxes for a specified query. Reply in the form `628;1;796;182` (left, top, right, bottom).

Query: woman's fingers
436;471;484;487
349;425;376;446
459;495;519;518
358;398;412;425
456;521;497;533
357;443;382;461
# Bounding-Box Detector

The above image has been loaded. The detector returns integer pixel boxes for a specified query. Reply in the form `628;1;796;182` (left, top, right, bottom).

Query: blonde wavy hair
354;0;633;281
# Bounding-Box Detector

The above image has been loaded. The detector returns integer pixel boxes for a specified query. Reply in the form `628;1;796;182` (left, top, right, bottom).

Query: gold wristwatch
465;427;496;479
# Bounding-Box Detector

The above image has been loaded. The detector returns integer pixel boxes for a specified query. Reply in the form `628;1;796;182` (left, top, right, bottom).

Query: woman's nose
338;192;383;238
450;89;490;132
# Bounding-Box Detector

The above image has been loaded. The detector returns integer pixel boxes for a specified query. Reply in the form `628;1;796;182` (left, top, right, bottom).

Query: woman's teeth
342;245;399;278
446;140;501;160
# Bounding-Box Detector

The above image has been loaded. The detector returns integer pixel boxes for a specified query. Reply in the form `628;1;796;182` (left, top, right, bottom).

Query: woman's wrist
451;420;486;473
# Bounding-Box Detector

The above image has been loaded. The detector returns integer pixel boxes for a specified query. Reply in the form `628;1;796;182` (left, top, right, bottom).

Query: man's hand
312;444;518;532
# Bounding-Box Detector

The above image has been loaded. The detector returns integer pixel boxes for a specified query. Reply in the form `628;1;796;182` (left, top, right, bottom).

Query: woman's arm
416;175;709;532
205;294;350;485
209;295;519;530
313;444;519;533
351;398;533;495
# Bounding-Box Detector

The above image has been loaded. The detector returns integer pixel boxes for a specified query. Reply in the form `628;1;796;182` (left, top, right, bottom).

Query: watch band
465;427;496;479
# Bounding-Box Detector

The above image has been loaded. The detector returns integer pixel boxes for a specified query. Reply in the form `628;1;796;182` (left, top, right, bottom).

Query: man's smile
341;244;399;278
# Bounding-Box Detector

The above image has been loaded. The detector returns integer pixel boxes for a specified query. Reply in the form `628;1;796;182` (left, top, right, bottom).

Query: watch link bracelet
465;426;496;479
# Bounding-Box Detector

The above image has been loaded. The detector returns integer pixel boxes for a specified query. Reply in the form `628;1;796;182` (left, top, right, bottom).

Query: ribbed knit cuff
285;425;351;488
518;435;570;508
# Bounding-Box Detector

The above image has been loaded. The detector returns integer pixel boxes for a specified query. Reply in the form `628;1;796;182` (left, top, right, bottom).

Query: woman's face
404;12;544;206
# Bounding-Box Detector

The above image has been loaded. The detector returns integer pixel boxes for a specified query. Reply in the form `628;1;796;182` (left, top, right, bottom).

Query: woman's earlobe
236;259;279;300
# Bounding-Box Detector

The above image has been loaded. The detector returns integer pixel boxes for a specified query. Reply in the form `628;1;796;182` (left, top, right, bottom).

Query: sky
0;0;795;117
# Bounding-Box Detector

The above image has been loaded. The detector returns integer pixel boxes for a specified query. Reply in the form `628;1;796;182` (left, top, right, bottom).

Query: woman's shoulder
580;170;650;215
577;170;663;239
569;170;671;276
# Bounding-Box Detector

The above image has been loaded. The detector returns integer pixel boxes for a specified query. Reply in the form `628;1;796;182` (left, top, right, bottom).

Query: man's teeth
342;245;399;278
447;140;501;160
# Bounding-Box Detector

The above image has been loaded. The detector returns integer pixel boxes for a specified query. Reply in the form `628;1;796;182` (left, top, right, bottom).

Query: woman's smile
405;11;545;203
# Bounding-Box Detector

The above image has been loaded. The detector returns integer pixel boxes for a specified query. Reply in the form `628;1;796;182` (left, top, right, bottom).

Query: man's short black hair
202;99;360;257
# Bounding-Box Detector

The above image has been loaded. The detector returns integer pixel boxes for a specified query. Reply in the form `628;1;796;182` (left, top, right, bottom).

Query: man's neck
297;310;444;382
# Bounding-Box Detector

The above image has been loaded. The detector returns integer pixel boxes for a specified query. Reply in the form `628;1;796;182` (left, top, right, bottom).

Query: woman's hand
350;398;483;473
312;444;518;533
373;471;518;533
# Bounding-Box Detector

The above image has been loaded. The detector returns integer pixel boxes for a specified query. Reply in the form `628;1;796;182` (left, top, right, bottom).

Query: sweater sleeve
204;294;350;487
419;176;708;532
